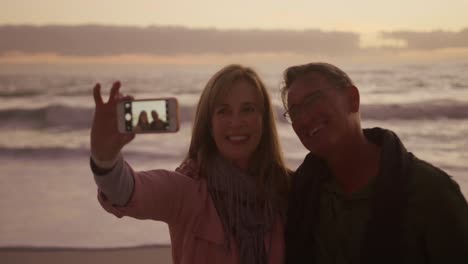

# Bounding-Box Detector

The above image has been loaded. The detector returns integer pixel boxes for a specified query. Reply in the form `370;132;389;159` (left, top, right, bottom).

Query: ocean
1;62;467;248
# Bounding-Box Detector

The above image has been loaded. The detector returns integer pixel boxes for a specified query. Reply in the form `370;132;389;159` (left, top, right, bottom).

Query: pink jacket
97;162;285;264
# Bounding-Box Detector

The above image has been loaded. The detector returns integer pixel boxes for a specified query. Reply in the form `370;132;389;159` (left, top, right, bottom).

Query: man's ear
347;85;360;113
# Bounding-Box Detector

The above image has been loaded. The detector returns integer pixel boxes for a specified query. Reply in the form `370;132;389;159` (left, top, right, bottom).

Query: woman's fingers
108;81;121;104
93;83;104;106
94;81;124;106
122;94;134;101
120;133;136;145
90;80;134;161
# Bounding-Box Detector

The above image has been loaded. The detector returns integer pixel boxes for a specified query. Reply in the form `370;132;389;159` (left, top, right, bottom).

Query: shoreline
1;245;173;264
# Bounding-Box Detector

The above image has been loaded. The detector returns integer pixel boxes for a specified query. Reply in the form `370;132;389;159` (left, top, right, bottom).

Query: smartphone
117;98;179;133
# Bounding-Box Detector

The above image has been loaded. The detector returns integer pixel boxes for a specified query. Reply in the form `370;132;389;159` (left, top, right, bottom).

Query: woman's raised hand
90;81;135;162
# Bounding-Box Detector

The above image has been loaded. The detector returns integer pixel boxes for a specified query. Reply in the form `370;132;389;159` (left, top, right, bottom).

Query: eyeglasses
283;91;323;123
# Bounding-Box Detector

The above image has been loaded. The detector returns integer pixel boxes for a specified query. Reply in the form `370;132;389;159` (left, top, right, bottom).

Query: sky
2;0;467;32
1;0;468;64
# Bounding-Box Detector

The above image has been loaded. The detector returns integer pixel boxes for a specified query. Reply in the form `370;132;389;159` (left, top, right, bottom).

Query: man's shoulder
411;156;450;179
290;156;325;190
409;156;462;199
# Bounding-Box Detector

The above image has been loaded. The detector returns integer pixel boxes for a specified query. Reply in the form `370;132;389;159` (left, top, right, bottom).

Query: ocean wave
0;146;89;158
359;100;468;120
0;104;195;130
275;99;468;123
0;105;94;130
451;82;468;89
0;146;184;160
0;89;43;98
348;68;396;76
1;100;467;130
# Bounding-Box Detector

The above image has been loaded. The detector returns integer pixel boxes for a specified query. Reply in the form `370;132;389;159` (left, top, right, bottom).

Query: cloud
0;25;360;56
381;28;468;50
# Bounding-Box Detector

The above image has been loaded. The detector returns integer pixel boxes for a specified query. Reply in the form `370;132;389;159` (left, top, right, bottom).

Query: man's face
152;111;158;120
287;72;352;157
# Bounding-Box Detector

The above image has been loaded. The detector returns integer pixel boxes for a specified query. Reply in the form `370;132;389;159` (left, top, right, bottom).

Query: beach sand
0;245;172;264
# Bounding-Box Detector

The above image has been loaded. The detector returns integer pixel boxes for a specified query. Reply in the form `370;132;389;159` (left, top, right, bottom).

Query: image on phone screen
131;101;168;132
118;98;179;133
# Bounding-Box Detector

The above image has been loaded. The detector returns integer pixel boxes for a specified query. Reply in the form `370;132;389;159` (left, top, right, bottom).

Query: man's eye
288;107;298;118
306;93;322;104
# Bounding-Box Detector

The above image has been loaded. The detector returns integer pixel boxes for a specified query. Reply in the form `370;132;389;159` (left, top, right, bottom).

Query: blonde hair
187;64;289;206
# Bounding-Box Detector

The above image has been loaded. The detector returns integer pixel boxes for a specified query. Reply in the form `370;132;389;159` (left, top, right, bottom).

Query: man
150;110;168;130
281;62;468;264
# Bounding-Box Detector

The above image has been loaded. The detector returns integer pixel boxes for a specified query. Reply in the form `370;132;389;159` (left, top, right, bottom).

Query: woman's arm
92;154;202;225
92;153;134;207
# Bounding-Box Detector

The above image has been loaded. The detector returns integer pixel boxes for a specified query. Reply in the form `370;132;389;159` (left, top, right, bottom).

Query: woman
135;110;150;132
90;64;290;264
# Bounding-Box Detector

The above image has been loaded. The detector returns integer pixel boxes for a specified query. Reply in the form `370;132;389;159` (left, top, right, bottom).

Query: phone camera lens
125;113;132;121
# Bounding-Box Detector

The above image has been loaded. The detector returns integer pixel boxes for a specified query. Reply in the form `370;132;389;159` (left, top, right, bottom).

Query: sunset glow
1;0;468;64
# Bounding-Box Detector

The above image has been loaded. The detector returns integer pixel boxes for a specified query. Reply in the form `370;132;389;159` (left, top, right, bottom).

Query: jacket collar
285;127;414;264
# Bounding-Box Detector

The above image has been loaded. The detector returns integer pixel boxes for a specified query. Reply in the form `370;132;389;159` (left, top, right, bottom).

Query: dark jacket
285;127;468;264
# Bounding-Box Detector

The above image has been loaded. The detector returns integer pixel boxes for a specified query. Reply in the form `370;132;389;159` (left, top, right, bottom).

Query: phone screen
123;99;171;133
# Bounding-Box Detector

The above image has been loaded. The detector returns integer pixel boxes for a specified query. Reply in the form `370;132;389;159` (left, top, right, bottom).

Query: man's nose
293;107;313;124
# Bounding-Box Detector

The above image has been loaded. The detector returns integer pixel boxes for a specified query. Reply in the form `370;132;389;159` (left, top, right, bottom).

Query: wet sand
0;245;172;264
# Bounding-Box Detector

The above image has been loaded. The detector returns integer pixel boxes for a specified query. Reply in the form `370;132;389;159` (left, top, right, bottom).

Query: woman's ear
347;85;360;113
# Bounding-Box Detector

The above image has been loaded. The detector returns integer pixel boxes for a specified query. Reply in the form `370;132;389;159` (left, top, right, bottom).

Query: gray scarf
207;155;276;264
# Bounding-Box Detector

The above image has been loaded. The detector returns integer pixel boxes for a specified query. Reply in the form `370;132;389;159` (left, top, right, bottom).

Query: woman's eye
215;108;226;115
242;106;255;112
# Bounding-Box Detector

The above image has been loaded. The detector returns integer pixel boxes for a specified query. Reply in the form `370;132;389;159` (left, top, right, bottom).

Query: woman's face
211;80;263;170
140;112;148;123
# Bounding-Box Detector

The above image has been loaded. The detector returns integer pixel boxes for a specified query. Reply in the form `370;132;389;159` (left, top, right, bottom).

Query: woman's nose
227;112;245;127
